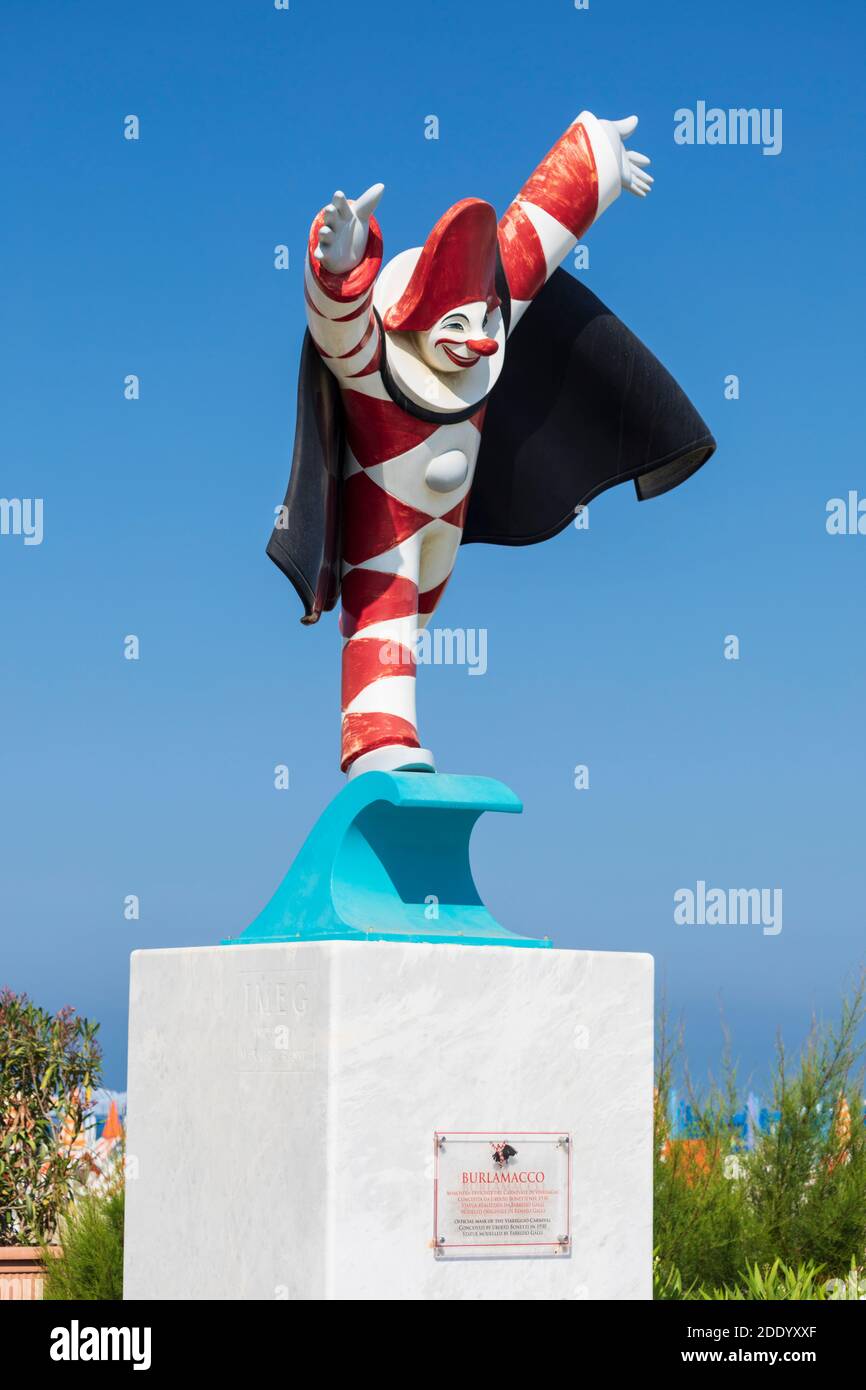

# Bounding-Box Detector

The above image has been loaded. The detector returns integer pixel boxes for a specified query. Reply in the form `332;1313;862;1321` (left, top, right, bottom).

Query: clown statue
269;111;716;779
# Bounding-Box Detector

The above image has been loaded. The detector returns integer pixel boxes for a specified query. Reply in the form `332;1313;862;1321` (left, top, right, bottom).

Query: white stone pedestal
124;942;652;1300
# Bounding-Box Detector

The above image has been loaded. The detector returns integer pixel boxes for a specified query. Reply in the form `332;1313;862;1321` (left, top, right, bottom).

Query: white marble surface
124;942;652;1300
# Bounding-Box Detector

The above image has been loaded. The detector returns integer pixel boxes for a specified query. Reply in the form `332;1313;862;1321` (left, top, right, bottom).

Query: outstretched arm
304;183;385;382
498;114;653;330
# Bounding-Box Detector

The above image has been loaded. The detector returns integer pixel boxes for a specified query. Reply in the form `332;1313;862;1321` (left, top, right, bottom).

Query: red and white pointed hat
383;198;500;332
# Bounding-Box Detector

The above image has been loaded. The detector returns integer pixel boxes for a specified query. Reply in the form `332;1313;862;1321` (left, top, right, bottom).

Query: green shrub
0;988;102;1244
701;1258;831;1300
653;1251;701;1300
654;1254;832;1300
655;972;866;1294
42;1190;124;1301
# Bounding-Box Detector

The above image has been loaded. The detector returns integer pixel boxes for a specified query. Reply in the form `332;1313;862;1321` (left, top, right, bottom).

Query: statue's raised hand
314;183;385;274
599;116;653;198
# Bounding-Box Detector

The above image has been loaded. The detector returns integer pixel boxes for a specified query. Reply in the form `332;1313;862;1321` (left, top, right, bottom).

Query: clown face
414;301;500;374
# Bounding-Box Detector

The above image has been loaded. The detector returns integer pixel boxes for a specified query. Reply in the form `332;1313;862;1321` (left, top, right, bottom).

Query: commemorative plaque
433;1131;571;1258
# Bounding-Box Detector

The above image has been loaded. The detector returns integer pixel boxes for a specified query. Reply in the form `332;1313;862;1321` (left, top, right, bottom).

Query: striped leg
338;414;474;775
340;504;467;775
340;539;424;773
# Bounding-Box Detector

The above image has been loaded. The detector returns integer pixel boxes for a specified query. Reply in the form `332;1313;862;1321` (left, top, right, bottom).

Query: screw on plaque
436;1135;447;1150
556;1135;570;1149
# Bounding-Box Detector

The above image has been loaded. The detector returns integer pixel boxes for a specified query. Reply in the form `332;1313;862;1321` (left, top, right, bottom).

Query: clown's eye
482;313;489;329
443;320;465;332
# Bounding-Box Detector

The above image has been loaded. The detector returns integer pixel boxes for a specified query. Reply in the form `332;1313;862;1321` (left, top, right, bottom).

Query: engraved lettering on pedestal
238;971;316;1072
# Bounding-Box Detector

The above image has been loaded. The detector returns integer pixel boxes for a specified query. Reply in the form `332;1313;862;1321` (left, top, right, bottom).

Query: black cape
267;267;716;622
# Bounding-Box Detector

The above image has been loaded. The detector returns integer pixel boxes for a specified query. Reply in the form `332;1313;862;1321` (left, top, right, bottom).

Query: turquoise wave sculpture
226;771;549;948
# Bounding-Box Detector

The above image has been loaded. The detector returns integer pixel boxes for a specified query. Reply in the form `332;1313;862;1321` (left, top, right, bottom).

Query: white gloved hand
314;183;385;273
598;116;653;198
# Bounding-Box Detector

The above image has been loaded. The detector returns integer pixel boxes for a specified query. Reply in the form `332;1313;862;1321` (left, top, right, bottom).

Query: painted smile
436;338;481;367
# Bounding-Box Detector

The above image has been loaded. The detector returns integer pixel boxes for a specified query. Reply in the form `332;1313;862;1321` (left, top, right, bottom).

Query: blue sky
1;0;864;1092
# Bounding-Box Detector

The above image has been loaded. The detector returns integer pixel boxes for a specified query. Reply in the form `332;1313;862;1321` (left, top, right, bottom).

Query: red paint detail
433;336;497;366
309;333;332;359
340;568;419;638
439;342;480;367
341;713;420;771
303;283;327;318
469;403;488;433
332;290;374;323
441;495;469;529
497;203;548;301
512;121;598;240
304;285;373;325
341;636;415;710
418;575;451;615
465;337;498;356
340;391;438;467
342;472;433;564
383;199;500;332
344;339;383;378
335;314;376;360
307;213;383;303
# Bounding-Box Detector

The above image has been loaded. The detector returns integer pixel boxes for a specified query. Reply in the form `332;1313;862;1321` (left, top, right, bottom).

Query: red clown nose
384;198;500;333
465;338;499;356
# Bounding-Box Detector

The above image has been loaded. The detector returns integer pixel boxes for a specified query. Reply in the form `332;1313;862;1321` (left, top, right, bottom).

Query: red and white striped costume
304;112;622;773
